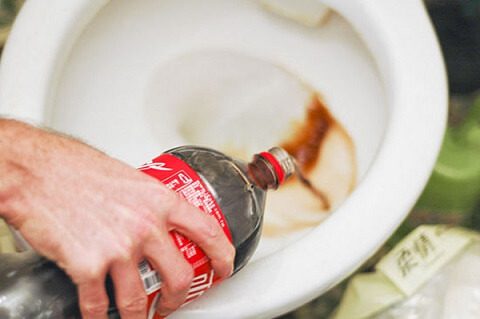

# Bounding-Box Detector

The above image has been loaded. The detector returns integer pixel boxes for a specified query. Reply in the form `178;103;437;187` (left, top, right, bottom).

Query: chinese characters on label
396;233;436;277
377;225;472;295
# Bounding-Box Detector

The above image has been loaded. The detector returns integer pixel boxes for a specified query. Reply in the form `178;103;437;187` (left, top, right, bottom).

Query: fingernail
227;265;234;278
156;309;169;318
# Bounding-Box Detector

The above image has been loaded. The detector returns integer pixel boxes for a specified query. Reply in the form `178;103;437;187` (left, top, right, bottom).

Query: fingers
110;261;147;319
77;278;110;319
166;197;235;278
143;229;194;317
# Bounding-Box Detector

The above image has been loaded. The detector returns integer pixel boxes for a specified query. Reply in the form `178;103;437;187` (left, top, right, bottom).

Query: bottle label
138;153;232;319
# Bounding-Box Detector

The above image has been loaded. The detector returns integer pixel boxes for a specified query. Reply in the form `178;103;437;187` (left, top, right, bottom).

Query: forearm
0;119;35;224
0;119;70;226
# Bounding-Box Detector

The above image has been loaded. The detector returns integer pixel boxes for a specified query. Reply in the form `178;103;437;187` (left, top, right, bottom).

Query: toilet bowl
0;0;447;318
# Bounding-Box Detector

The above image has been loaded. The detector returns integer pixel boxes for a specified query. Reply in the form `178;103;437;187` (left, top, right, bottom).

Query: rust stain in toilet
281;94;334;210
281;94;334;172
263;93;357;237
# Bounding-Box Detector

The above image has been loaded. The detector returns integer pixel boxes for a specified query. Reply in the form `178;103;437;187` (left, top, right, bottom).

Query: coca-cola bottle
0;146;295;319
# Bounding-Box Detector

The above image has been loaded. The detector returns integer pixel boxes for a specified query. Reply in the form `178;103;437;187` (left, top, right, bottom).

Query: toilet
0;0;447;318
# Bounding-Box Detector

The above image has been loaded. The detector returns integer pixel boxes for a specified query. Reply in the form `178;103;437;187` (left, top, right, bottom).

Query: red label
137;154;232;319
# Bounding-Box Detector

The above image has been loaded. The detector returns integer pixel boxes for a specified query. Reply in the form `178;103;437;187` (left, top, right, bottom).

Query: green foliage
0;0;22;27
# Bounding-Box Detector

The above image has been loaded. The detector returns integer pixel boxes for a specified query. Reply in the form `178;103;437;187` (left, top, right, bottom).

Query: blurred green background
0;0;21;48
1;1;479;318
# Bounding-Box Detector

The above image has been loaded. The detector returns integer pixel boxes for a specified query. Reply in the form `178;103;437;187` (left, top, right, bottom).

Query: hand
0;120;235;319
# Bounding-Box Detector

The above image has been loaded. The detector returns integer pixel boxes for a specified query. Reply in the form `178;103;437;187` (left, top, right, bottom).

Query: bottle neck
247;147;295;190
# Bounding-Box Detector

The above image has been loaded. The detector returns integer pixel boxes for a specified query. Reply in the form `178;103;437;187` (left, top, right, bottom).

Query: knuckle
143;230;169;254
113;239;135;262
122;236;135;252
170;266;194;292
161;193;180;212
119;294;148;314
131;216;158;242
203;223;223;244
69;259;107;283
81;300;109;316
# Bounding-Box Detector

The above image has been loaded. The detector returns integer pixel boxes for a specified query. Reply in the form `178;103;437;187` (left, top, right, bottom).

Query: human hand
0;120;235;318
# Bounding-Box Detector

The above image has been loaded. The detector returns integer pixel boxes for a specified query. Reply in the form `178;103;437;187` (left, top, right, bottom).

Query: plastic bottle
0;145;295;319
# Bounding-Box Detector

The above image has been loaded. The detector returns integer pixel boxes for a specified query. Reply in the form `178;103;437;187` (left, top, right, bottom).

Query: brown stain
281;94;335;173
280;94;335;209
336;121;358;193
262;92;357;237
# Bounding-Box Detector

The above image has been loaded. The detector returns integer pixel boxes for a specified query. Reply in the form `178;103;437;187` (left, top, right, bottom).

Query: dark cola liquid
166;146;267;272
